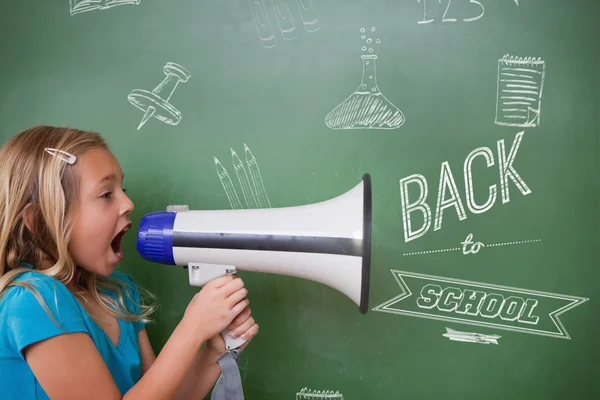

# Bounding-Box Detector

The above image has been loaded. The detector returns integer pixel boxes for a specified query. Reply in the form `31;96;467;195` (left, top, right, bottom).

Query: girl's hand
206;307;259;355
181;275;250;344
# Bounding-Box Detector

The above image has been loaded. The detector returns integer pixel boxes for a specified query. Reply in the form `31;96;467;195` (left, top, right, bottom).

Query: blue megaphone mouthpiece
136;211;176;265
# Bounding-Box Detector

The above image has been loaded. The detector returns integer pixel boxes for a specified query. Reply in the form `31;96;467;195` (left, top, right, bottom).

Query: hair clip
44;148;76;165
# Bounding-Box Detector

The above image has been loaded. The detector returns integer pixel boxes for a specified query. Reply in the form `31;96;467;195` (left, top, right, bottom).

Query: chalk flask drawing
494;54;545;128
214;144;271;209
325;27;405;130
127;62;191;130
296;388;344;400
69;0;140;15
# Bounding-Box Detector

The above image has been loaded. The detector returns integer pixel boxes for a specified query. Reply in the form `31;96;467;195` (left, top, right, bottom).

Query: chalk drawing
461;233;484;254
127;62;191;130
273;0;298;40
248;0;277;48
418;0;484;24
214;144;271;209
248;0;319;48
373;270;589;340
325;27;405;130
495;55;545;128
403;233;541;256
400;131;531;242
69;0;140;15
442;327;501;345
296;388;344;399
296;0;320;32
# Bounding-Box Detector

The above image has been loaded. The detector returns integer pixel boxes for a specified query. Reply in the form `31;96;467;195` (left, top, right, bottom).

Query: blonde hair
0;125;156;328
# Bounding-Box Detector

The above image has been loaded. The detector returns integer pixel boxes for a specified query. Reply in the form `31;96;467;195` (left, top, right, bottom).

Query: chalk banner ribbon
373;270;588;339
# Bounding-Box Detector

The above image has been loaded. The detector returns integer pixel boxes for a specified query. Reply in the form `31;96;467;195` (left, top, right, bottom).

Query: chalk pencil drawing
325;27;405;130
273;0;298;40
296;0;320;32
127;62;191;130
248;0;319;48
442;327;501;345
69;0;140;15
248;0;278;48
373;270;589;340
214;144;271;209
495;55;545;128
296;388;344;399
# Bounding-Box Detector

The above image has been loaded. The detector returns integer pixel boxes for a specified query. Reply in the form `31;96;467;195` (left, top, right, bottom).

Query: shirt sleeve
113;272;147;334
2;274;88;359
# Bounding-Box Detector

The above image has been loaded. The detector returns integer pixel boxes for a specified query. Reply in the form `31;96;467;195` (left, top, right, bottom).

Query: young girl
0;125;259;399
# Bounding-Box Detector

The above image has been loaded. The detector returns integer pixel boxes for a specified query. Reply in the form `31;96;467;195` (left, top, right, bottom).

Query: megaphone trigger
188;262;238;287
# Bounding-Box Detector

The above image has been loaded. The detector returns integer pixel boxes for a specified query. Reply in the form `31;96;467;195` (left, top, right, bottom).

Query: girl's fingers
227;287;248;308
229;316;256;339
240;322;259;341
230;298;250;317
229;307;252;330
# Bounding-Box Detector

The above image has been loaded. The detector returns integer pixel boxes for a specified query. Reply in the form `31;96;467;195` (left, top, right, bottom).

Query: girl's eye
101;192;112;199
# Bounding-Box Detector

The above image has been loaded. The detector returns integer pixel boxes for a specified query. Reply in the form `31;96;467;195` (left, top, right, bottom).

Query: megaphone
136;173;372;349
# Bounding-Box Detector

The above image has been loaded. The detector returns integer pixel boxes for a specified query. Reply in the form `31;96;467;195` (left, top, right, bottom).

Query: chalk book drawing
296;388;344;399
69;0;140;15
248;0;320;48
214;144;272;209
127;62;191;130
325;27;405;130
495;55;545;128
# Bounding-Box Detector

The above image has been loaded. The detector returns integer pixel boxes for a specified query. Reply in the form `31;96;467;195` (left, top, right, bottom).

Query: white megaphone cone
137;173;372;349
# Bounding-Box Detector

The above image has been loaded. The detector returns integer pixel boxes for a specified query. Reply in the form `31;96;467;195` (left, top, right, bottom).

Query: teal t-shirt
0;268;147;399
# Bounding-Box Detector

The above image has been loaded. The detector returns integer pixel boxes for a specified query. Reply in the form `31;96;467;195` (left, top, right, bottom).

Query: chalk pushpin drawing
296;388;344;399
69;0;140;15
248;0;320;48
127;62;191;130
442;327;501;345
325;27;405;130
495;55;545;128
214;144;271;209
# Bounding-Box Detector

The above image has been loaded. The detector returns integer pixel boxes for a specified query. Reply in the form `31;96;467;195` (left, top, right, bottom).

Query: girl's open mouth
111;225;130;257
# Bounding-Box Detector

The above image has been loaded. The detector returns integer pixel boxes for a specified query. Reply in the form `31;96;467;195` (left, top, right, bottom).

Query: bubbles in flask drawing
325;27;405;130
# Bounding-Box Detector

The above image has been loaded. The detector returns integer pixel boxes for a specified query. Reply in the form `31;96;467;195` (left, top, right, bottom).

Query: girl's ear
22;203;38;233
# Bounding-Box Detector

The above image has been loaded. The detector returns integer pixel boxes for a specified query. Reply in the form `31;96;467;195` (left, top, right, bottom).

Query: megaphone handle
221;327;249;350
187;263;249;350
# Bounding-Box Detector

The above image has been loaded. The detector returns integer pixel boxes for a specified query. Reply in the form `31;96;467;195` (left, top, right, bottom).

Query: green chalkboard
0;0;598;398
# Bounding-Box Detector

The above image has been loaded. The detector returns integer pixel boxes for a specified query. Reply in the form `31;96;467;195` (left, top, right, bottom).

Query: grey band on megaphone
172;232;363;256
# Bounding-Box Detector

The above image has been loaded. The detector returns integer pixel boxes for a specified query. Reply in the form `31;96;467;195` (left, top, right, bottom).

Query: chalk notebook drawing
296;388;344;399
214;144;272;209
325;27;405;130
127;62;191;130
495;55;545;128
248;0;320;48
69;0;140;15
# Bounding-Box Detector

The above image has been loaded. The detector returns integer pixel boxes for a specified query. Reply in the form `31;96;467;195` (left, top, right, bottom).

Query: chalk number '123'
418;0;485;24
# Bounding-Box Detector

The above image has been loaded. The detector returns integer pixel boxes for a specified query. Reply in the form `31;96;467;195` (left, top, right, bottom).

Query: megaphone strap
211;349;244;400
